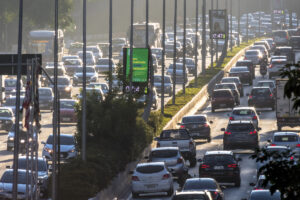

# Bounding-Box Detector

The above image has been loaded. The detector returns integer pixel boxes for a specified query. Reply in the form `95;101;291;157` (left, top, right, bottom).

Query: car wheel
235;177;241;187
207;137;211;143
189;157;197;168
7;146;12;151
167;187;174;197
132;192;139;198
211;107;215;113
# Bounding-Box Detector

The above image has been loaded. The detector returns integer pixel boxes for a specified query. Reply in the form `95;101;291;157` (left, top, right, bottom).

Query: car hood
0;183;31;194
45;144;75;152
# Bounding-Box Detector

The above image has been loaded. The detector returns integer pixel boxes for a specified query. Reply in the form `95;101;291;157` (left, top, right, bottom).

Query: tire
7;146;12;151
235;177;241;187
211;107;215;113
189;157;197;168
132;192;139;198
278;126;282;131
207;137;211;143
167;187;174;197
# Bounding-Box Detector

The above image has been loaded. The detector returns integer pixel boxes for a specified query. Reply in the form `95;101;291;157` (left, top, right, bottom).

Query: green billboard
125;48;149;82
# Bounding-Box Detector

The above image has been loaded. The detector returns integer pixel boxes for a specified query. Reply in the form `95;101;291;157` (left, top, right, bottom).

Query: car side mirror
129;171;134;175
209;121;213;124
249;182;256;187
258;127;262;131
221;128;225;131
41;141;45;145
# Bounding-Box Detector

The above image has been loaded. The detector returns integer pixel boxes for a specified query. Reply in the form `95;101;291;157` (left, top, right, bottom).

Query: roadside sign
123;48;150;94
209;9;227;39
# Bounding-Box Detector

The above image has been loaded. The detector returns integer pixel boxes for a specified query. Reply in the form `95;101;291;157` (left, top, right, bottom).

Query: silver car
270;132;300;156
147;147;188;178
131;162;174;198
229;107;259;128
244;50;262;65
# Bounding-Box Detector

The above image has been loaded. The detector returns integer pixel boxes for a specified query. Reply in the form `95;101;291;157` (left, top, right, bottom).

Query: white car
229;107;260;129
131;162;174;198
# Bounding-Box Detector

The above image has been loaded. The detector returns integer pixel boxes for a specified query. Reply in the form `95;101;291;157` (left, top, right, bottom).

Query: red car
60;99;77;123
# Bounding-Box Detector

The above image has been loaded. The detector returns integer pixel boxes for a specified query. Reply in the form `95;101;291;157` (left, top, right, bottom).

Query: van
272;30;289;46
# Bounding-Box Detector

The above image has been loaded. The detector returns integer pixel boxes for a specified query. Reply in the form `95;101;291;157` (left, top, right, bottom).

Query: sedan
182;178;225;200
229;66;252;85
73;66;98;86
244;49;262;65
229;107;260;129
63;59;82;76
95;58;116;74
60;99;77;123
39;87;54;110
247;87;275;110
0;107;14;132
270;132;300;157
130;162;174;198
221;77;244;97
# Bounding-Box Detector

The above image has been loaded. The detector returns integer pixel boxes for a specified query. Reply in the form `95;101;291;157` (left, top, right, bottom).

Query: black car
198;151;241;187
0;108;14;132
178;115;212;142
229;67;252;85
182;178;225;200
211;89;235;112
248;87;275;110
214;83;240;106
221;120;261;150
39;87;54;110
235;60;255;79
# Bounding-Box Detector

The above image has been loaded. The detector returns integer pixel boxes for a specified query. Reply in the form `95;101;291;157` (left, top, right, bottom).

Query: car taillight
180;125;185;129
212;191;219;197
225;131;232;135
270;94;273;97
253;116;258;120
296;144;300;148
177;158;183;163
162;174;171;180
249;95;253;99
269;64;273;68
286;35;289;40
290;156;294;160
157;142;160;147
228;164;237;168
204;123;209;127
189;141;193;145
250;130;257;134
201;164;210;169
132;176;139;181
229;116;234;120
271;144;276;146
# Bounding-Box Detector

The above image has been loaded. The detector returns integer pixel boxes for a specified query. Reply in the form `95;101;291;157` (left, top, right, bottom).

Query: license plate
214;166;224;170
63;118;71;121
145;184;157;189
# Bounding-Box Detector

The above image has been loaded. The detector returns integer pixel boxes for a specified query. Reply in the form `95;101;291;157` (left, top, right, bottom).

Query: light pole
129;0;134;96
183;0;186;94
238;0;240;47
109;0;113;92
201;0;206;75
230;0;232;51
195;0;199;84
82;0;87;162
211;0;214;68
172;0;177;105
216;0;219;64
161;0;166;113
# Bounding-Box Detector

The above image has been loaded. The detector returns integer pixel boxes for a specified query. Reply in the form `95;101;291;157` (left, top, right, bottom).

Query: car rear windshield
154;76;171;83
273;31;287;37
136;165;164;174
274;135;298;142
172;194;206;200
169;64;183;70
215;84;235;90
228;124;254;131
57;78;69;85
204;155;234;164
60;101;75;109
245;51;259;55
251;88;270;96
64;60;80;65
39;89;52;96
232;109;254;115
160;130;190;140
212;91;232;98
97;59;109;65
230;67;249;72
221;78;240;84
257;82;274;88
183;180;217;190
5;80;17;87
182;116;206;123
151;150;178;158
236;61;252;66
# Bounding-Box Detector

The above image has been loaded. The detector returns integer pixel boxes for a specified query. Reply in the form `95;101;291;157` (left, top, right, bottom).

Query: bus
28;30;65;64
128;22;161;48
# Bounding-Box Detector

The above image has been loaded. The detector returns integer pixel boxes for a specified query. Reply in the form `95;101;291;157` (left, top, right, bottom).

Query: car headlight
8;137;14;141
69;149;75;153
20;139;25;143
65;87;71;92
45;147;53;153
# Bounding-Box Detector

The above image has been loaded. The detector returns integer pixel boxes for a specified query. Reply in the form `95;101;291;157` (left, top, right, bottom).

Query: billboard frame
209;9;227;40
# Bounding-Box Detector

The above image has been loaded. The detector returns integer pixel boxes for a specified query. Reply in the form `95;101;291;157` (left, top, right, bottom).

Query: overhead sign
273;10;284;15
209;9;227;39
0;54;42;75
123;48;150;94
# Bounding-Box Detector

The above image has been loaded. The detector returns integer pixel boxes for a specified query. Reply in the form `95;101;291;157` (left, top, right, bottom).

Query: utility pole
183;0;186;94
201;0;206;75
230;0;232;51
216;0;219;64
238;0;240;47
161;0;165;114
211;0;214;68
172;0;177;105
129;0;134;96
258;1;261;36
195;0;199;84
12;0;23;199
246;12;249;43
109;0;113;92
82;0;87;162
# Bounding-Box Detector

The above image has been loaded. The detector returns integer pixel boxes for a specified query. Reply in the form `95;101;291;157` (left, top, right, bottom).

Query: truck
276;79;300;131
294;50;300;64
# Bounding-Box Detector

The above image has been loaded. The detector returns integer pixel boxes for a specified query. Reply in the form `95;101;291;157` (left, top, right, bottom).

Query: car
112;38;127;53
155;129;197;167
211;89;235;112
15;157;49;197
270;55;287;63
0;107;14;132
146;147;188;178
39;87;54;110
244;49;263;65
77;88;104;101
49;76;72;99
264;38;276;52
0;169;39;199
60;99;77;123
95;58;116;73
221;77;244;97
136;88;158;109
42;65;66;86
274;46;293;63
235;60;255;79
151;48;164;65
270;132;300;156
62;55;80;62
3;96;24;115
247;87;275;110
166;63;188;84
198;151;241;187
88;82;109;95
178;115;212;142
250;45;268;60
229;66;252;85
229;107;260;129
221;120;261;150
77;51;96;66
86;45;103;60
290;36;300;50
4;78;23;98
130;162;174;198
97;42;109;57
73;66;98;86
256;80;276;95
254;41;271;55
250;175;272;190
182;178;225;200
177;58;196;75
214;83;240;105
152;54;159;73
153;75;173;97
172;191;213;200
63;59;82;76
42;134;77;162
272;30;289;46
268;59;287;79
245;189;281;200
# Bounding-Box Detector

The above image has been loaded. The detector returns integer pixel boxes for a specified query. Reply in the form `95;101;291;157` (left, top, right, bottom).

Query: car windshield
76;67;95;73
273;31;287;37
160;130;190;140
251;88;270;96
228;124;254;131
204;155;234;164
39;89;52;96
215;84;235;90
97;59;109;65
4;97;24;106
1;171;29;184
274;135;298;142
222;78;239;84
5;80;17;87
151;150;178;158
172;194;206;200
136;165;164;174
60;101;75;109
169;64;183;70
182;116;206;123
18;159;47;171
232;109;254;115
0;109;12;117
230;67;249;72
46;135;75;145
183;180;217;190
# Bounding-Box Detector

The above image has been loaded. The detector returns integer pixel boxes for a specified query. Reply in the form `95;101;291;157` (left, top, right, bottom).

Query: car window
274;135;298;142
172;194;206;200
97;59;109;65
273;31;287;37
215;84;235;90
57;78;69;85
230;67;249;72
5;80;17;87
246;51;259;55
257;82;274;88
0;110;12;117
46;135;75;145
232;110;254;115
183;180;217;190
151;150;178;158
182;116;206;123
204;155;235;164
136;165;164;174
161;130;190;140
228;124;254;131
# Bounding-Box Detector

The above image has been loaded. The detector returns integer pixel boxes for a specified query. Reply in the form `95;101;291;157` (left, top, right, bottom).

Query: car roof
185;178;216;183
183;114;207;118
205;150;233;156
213;89;232;92
174;191;208;195
273;132;299;136
229;120;253;124
151;147;179;151
252;86;270;90
137;162;165;167
48;134;74;138
237;60;253;63
232;106;256;111
257;80;275;83
266;145;289;150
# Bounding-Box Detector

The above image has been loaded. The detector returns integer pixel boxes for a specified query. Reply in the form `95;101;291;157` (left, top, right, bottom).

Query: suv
214;83;240;106
221;120;261;150
198;151;241;187
256;80;276;95
155;129;197;167
270;132;300;157
221;77;244;97
211;89;235;113
235;60;255;79
272;30;289;46
247;87;275;110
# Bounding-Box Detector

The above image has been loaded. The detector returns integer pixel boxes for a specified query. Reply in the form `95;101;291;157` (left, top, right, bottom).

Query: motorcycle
259;58;268;78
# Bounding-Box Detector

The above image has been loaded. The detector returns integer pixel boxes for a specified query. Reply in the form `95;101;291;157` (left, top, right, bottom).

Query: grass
151;38;263;136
